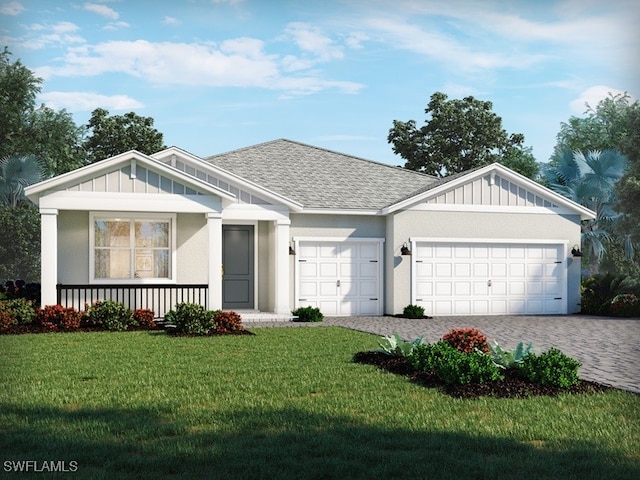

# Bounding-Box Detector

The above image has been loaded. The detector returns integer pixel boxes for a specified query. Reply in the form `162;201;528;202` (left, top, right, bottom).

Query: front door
222;225;254;310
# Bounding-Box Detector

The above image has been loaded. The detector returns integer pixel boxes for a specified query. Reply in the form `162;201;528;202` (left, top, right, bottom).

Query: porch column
206;212;223;310
274;218;291;315
40;208;58;307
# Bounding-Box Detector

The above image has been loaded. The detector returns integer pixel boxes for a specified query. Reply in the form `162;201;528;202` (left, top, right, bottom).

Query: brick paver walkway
249;315;640;394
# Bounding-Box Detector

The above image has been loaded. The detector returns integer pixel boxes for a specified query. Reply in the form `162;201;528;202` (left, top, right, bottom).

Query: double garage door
296;240;383;316
414;241;566;316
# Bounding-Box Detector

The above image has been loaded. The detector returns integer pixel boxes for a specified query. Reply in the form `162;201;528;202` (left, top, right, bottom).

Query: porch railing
56;283;208;318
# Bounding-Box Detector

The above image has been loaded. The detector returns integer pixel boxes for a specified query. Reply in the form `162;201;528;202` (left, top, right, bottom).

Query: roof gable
384;163;596;220
204;139;438;211
152;147;302;210
25;150;236;203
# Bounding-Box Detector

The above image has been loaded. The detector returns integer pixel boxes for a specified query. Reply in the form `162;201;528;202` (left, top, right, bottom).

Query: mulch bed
0;324;255;336
353;351;615;399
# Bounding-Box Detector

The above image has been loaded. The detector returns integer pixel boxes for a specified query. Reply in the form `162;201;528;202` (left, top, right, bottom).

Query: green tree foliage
0;202;40;282
0;155;43;207
614;106;640;243
500;146;540;180
543;149;631;274
0;48;86;177
84;108;166;163
388;92;525;177
553;92;639;162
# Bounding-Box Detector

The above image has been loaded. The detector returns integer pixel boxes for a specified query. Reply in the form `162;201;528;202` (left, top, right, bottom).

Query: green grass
1;327;639;479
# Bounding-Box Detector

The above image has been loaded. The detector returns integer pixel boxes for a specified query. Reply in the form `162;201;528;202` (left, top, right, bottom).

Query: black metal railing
56;283;208;318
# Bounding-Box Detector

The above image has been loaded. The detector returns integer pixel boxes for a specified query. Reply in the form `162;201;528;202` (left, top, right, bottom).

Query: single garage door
414;242;566;315
296;240;383;316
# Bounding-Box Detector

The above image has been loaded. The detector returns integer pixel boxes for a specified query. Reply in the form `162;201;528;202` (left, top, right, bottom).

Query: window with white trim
91;214;175;281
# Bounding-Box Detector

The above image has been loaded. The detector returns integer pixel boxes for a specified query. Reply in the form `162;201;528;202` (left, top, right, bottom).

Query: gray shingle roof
205;139;438;210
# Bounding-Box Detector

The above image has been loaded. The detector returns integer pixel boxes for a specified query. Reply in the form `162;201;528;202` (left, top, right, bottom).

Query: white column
206;212;223;310
40;208;58;307
274;218;291;315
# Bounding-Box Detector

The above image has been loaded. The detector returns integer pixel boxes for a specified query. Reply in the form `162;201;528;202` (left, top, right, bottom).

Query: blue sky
1;0;637;166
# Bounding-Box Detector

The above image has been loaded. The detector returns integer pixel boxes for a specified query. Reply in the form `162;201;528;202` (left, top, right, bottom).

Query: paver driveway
252;315;640;394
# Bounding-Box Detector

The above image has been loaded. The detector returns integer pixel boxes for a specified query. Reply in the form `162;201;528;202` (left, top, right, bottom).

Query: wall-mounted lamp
571;245;583;257
400;243;412;255
289;245;296;255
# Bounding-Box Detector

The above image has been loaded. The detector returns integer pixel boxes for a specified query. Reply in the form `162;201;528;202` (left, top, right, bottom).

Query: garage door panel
415;242;565;315
297;240;381;316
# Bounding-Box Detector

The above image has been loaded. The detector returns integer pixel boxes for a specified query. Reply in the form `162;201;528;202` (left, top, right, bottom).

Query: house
25;139;595;317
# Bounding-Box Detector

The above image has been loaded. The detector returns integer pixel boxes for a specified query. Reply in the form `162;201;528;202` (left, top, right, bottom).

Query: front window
92;215;173;281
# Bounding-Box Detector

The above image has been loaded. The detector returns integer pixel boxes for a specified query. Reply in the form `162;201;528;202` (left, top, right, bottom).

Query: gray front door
222;225;254;310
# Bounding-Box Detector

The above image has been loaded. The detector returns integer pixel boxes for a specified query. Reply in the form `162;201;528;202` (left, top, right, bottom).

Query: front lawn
1;327;638;479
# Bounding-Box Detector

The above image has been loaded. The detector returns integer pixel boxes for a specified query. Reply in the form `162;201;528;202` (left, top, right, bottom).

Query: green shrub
442;327;490;354
37;305;82;331
402;304;425;318
376;333;424;357
292;306;324;322
133;308;157;329
213;310;244;333
489;341;533;369
0;298;36;325
84;300;134;331
410;341;503;384
581;274;633;315
520;348;581;388
165;303;214;335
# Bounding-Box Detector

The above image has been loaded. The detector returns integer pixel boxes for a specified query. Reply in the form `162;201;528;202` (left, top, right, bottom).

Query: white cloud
41;39;364;96
284;22;344;61
39;91;143;112
569;85;634;114
163;16;180;25
20;21;84;50
83;2;119;20
0;1;24;15
441;83;484;98
104;21;130;31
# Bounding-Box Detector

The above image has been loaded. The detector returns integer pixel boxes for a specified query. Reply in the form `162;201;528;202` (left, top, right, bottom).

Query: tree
614;106;640;242
84;108;166;163
543;149;631;275
388;92;525;177
500;146;540;180
0;202;40;282
553;92;639;164
0;155;43;207
0;48;86;177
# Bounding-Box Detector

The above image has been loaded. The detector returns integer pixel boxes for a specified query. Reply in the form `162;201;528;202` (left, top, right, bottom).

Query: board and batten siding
427;174;559;208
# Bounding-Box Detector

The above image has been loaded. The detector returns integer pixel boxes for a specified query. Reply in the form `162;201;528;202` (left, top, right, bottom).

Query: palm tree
0;155;43;207
543;149;631;274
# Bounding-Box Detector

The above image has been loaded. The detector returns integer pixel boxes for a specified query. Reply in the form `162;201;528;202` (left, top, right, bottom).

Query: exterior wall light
400;243;411;255
571;245;583;257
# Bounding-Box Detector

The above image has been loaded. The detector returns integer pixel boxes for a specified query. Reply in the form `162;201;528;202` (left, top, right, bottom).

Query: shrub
84;300;134;331
0;310;16;331
213;310;244;333
133;308;157;329
37;305;83;331
165;303;214;335
609;293;640;317
520;348;581;388
580;274;634;315
402;304;425;319
411;340;502;384
489;341;533;370
0;298;36;325
442;328;489;354
376;333;424;357
292;306;324;322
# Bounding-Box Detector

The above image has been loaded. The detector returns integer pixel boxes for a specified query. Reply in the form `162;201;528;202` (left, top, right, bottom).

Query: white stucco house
25;139;595;317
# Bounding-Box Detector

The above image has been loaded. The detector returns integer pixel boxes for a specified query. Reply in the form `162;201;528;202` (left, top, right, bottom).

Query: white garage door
296;240;383;316
414;242;566;315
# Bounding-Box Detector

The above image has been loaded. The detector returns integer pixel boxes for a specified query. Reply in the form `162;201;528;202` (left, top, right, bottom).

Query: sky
1;0;638;167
